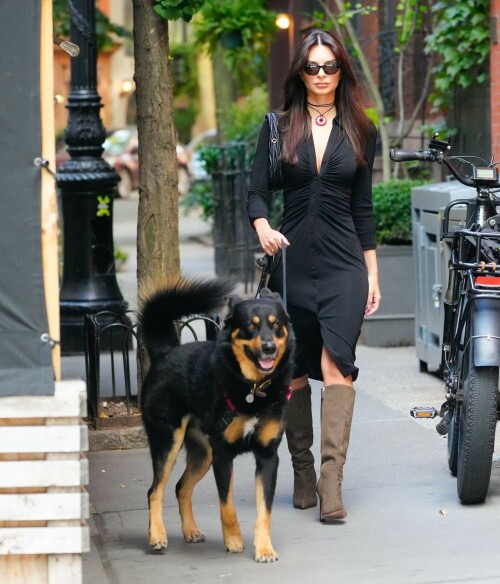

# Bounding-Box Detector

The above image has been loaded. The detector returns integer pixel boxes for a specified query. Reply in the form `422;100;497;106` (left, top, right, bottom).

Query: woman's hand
365;275;381;316
363;249;381;316
253;218;290;256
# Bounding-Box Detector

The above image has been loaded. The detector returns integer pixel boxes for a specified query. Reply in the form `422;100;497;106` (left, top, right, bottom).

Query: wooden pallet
0;379;89;584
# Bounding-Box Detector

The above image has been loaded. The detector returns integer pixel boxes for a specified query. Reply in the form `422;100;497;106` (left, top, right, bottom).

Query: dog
138;276;295;563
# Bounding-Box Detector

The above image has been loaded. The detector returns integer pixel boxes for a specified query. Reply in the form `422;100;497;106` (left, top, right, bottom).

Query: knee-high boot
285;383;318;509
317;384;355;521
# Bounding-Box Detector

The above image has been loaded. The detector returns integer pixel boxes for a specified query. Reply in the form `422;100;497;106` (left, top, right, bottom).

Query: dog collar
245;379;272;403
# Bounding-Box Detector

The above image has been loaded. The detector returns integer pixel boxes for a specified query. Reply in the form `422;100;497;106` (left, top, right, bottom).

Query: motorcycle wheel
456;345;498;504
447;405;460;476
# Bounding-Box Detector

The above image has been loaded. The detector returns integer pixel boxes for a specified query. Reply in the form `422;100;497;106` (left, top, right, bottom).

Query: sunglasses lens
304;65;320;76
324;63;340;74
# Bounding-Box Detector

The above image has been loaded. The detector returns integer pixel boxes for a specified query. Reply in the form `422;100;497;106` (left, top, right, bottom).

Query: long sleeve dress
247;116;377;382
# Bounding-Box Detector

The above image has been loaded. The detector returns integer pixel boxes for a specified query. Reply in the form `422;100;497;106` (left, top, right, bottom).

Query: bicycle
391;136;500;504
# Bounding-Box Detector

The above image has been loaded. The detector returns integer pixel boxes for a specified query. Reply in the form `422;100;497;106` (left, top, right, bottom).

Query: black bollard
56;0;128;355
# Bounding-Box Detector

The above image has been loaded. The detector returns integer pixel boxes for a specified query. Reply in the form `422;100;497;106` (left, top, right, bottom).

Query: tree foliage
153;0;206;23
425;0;490;110
53;0;131;51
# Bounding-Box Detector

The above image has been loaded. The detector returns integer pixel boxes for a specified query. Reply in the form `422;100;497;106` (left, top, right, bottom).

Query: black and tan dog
138;276;294;563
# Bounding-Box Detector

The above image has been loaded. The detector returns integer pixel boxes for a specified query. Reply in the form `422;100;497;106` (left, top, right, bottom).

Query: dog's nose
261;341;276;355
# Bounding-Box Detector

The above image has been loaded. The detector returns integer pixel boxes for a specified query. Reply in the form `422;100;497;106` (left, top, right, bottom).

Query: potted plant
194;0;276;57
360;179;428;347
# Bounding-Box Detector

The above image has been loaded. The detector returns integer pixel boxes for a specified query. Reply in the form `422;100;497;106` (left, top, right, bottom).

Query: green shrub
372;179;429;245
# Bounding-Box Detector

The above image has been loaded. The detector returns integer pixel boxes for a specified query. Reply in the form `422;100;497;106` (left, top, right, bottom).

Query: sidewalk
70;198;500;584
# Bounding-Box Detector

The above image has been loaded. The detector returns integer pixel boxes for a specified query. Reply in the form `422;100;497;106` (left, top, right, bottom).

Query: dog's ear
260;288;283;302
227;294;243;312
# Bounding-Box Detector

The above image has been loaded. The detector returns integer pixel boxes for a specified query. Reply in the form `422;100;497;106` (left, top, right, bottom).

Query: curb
88;425;148;451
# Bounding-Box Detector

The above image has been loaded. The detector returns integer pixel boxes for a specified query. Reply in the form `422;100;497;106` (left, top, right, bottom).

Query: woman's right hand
253;218;290;256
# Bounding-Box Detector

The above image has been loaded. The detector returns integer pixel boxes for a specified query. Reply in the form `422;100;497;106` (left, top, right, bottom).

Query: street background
75;197;500;584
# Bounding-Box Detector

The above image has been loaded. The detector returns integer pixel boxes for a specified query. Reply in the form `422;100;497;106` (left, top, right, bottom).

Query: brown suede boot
285;383;318;509
317;384;355;521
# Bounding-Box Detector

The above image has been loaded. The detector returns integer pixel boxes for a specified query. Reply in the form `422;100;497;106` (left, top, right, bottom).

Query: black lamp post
56;0;127;354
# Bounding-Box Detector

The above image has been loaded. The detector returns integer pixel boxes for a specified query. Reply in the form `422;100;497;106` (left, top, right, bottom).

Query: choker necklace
307;101;335;126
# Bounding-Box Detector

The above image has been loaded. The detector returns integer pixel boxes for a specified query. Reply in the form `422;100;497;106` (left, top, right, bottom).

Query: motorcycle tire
447;405;460;477
456;345;498;504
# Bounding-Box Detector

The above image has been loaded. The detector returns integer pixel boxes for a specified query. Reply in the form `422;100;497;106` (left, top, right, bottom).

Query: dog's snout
262;341;276;355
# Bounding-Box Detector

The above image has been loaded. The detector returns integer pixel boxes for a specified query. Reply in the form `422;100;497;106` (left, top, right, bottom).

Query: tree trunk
132;0;180;290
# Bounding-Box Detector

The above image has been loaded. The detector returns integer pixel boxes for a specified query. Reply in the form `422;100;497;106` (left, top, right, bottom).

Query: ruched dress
247;117;377;381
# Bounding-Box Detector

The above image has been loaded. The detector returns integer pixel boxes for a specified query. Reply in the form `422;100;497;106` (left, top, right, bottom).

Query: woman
247;29;381;521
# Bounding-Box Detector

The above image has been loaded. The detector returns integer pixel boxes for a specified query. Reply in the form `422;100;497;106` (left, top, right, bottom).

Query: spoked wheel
447;405;460;476
456;346;498;504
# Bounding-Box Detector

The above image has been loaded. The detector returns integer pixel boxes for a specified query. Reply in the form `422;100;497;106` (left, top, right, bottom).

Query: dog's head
224;289;294;382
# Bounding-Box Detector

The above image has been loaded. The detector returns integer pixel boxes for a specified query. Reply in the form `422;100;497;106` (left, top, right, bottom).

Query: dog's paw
150;539;167;553
254;546;279;563
224;535;244;553
183;527;206;543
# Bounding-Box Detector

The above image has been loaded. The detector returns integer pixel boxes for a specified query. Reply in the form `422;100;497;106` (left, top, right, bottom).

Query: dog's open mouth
257;357;275;372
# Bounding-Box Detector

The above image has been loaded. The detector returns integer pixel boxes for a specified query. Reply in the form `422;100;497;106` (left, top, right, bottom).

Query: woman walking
247;29;381;521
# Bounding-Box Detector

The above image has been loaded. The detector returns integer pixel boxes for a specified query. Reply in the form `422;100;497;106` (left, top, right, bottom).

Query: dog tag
246;393;255;403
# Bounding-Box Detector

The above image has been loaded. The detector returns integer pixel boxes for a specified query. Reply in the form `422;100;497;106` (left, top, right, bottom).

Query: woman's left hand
365;276;381;316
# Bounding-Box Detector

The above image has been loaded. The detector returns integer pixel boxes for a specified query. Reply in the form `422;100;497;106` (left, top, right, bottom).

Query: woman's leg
317;347;355;521
285;374;318;509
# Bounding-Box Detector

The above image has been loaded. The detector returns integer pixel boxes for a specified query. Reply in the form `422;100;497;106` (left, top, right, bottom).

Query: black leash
255;241;287;310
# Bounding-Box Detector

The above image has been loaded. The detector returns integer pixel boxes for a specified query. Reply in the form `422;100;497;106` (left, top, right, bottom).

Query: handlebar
389;149;441;163
389;148;489;188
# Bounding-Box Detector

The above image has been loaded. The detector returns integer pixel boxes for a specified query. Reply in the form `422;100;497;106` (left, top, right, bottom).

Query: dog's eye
273;322;280;330
248;324;255;331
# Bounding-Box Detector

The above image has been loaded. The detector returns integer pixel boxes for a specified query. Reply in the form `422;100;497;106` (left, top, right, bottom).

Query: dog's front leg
254;452;279;563
212;454;243;553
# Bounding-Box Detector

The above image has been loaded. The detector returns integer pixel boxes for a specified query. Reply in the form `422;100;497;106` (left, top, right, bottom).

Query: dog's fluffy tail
138;276;235;360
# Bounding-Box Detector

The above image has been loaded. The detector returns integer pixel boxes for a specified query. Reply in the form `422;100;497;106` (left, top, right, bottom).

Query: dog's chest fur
222;413;283;448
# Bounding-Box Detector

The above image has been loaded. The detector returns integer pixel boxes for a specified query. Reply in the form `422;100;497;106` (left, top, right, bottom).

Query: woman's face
301;44;341;103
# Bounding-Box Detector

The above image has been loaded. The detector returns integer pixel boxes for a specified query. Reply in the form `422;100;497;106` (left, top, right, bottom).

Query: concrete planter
359;245;415;347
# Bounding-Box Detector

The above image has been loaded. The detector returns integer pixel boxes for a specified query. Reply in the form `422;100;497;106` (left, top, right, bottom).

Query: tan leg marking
220;470;243;553
177;433;212;543
149;415;189;551
254;474;277;562
257;419;283;447
223;416;246;444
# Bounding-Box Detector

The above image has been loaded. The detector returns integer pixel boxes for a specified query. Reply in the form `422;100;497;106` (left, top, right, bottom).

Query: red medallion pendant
315;115;327;126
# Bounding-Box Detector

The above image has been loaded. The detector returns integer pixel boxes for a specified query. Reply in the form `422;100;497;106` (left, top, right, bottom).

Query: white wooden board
0;492;89;521
0;526;90;554
0;459;88;488
0;425;88;453
0;379;86;419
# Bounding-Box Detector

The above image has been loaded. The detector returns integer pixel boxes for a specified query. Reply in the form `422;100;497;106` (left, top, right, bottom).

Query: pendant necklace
307;101;335;127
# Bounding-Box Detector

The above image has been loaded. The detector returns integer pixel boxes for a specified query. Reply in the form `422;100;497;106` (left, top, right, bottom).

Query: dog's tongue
259;358;274;370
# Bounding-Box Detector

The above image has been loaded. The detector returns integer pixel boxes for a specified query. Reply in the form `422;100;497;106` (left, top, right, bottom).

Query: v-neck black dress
247;117;377;381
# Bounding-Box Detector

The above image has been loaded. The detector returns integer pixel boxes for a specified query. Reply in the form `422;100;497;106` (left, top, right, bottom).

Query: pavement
62;196;500;584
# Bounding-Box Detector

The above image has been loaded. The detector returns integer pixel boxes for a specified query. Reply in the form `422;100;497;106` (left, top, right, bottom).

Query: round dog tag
246;393;255;403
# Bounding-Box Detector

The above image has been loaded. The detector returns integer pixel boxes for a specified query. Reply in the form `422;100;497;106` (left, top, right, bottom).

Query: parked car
102;127;191;199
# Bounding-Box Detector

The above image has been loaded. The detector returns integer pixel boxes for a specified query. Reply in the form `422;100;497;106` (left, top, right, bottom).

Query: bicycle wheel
447;405;460;476
456;345;498;504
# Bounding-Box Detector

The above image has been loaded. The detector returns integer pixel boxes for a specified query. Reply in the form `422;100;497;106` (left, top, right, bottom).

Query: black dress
247;117;377;382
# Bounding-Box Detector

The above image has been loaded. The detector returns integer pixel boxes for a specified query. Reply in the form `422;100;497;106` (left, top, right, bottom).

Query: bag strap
265;112;283;192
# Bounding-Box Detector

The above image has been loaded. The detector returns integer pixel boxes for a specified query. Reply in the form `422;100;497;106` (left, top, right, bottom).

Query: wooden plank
0;555;48;584
0;493;89;522
0;459;88;488
0;526;90;555
48;554;82;584
0;426;88;453
40;0;60;381
0;380;87;419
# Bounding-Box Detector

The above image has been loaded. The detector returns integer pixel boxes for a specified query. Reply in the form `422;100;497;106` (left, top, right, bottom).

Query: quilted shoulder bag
265;112;283;192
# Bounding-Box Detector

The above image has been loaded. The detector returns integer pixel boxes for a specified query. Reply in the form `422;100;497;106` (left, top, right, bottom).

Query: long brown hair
279;29;372;165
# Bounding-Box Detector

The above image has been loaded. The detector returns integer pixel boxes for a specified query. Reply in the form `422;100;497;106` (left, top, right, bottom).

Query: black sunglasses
303;62;340;76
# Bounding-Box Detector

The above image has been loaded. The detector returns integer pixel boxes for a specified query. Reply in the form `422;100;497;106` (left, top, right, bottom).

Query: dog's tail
138;276;235;360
